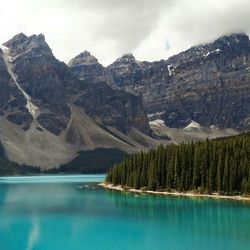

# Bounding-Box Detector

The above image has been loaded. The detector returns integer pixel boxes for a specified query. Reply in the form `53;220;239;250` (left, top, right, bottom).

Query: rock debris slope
0;33;156;168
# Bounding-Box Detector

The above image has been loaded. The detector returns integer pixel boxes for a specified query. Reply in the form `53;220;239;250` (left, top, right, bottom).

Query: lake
0;175;249;250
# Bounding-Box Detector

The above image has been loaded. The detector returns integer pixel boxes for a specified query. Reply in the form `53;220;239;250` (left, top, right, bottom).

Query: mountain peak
167;32;250;67
117;53;136;62
11;32;28;40
3;33;28;48
68;51;99;66
3;33;51;57
215;32;249;46
122;53;135;59
219;32;248;40
81;50;91;56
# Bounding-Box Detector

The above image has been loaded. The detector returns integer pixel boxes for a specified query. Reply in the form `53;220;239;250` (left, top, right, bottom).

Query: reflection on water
0;175;249;250
107;189;247;219
106;190;250;246
26;215;39;250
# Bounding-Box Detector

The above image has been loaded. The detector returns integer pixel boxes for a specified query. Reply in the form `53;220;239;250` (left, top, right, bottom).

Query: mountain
68;51;106;82
0;33;157;169
68;51;150;136
0;32;249;170
107;33;250;130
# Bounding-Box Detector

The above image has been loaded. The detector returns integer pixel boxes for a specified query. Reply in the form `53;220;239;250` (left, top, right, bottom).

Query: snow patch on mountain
184;120;202;131
147;111;165;119
205;49;222;57
149;119;166;127
1;45;39;119
167;65;173;76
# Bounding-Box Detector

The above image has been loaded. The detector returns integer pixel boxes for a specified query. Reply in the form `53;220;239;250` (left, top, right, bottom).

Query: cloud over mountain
0;0;250;65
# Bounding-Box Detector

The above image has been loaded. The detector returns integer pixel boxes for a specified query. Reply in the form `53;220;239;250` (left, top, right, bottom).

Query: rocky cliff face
2;33;71;134
107;33;250;130
1;32;248;168
68;52;150;135
1;33;150;136
105;54;151;89
0;48;32;130
68;51;106;82
0;33;154;168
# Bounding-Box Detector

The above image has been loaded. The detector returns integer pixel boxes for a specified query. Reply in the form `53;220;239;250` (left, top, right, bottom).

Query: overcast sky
1;0;250;65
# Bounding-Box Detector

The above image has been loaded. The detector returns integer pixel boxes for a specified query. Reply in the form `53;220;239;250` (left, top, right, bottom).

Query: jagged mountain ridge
68;51;106;82
1;33;151;135
0;33;157;168
103;33;250;130
0;32;248;168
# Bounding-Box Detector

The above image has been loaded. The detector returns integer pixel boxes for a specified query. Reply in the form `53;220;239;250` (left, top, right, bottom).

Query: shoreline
99;183;250;201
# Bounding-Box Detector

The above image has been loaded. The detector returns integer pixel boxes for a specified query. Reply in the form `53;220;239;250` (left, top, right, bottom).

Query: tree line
106;133;250;195
0;142;127;175
45;148;127;174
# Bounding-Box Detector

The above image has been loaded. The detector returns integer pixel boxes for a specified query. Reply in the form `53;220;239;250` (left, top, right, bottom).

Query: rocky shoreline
99;183;250;202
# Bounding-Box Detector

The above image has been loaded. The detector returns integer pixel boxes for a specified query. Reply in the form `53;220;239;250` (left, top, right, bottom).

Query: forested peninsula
106;133;250;196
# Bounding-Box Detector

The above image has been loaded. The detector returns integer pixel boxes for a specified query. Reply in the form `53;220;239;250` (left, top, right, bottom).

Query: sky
0;0;250;66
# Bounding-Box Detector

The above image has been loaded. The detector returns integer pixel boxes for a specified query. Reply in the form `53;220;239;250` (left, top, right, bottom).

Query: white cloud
0;0;249;66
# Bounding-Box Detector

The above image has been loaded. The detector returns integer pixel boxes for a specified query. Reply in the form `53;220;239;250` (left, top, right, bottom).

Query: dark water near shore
0;175;249;250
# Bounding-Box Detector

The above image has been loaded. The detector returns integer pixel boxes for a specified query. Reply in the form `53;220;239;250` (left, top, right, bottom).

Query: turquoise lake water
0;175;249;250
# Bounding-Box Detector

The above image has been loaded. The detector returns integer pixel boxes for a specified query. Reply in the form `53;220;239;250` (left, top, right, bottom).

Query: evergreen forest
106;133;250;195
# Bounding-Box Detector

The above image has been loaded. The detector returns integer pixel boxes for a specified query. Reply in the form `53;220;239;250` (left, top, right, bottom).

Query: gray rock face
68;52;151;135
0;33;151;137
68;51;106;82
107;33;250;130
3;33;71;134
74;81;150;134
106;54;151;89
69;51;150;135
0;47;32;130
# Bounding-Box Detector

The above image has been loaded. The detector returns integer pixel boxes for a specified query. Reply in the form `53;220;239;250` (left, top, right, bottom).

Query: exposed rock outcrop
68;51;106;82
107;33;250;130
1;33;150;136
69;52;151;135
0;33;154;168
